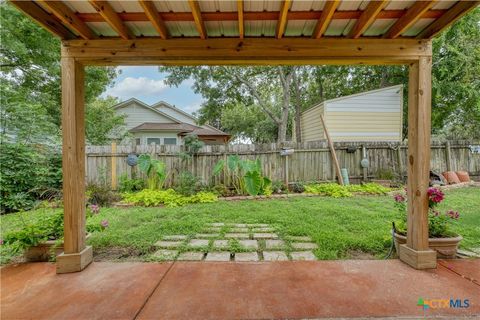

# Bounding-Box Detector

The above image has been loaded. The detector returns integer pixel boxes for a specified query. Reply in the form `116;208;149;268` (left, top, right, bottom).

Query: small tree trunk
292;69;302;142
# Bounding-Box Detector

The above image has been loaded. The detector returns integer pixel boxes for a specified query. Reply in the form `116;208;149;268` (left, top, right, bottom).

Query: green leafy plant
175;171;201;196
213;156;271;196
305;183;391;198
86;182;119;206
179;135;204;161
118;173;145;193
291;181;305;193
138;154;168;190
122;189;217;207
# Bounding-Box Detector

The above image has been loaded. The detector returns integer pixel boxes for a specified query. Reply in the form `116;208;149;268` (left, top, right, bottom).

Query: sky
103;66;204;115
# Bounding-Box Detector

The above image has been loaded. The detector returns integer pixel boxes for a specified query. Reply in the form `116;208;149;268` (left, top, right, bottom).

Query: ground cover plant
1;187;478;264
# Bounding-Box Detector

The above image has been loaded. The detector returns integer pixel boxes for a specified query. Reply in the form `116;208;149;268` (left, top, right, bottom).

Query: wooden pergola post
56;56;93;274
399;56;436;269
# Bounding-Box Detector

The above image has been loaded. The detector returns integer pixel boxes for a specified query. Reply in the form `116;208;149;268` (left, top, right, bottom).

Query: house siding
117;101;176;131
300;86;402;142
155;104;196;125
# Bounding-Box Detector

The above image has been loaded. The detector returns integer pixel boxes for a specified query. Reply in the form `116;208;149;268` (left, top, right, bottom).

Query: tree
85;97;127;145
0;3;119;139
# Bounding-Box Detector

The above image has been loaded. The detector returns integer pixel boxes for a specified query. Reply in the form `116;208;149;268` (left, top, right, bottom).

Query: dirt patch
93;247;145;262
346;250;377;260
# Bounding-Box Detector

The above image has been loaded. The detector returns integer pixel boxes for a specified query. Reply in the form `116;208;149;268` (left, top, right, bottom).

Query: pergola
12;0;478;273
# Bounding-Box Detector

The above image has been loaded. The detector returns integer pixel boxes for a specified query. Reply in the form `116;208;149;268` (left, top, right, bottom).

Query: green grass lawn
1;187;479;263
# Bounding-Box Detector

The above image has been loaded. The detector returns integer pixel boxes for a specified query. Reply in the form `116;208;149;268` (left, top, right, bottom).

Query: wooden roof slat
75;9;447;23
348;0;388;39
312;1;340;39
38;0;96;40
276;0;291;39
417;1;480;39
139;0;168;39
237;0;244;39
88;1;132;39
383;1;436;39
188;0;207;39
10;1;76;39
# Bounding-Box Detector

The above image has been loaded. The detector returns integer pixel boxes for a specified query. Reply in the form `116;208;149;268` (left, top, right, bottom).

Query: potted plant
2;205;102;262
392;187;462;258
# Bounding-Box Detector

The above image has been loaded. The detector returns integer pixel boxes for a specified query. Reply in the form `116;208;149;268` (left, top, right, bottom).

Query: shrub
86;183;120;206
0;143;62;213
118;174;145;193
175;171;201;196
122;189;217;207
271;180;288;194
291;181;305;193
305;182;391;198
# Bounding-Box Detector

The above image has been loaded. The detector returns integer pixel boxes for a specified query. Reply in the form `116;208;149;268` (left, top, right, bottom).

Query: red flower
394;194;405;203
446;210;460;220
427;187;444;204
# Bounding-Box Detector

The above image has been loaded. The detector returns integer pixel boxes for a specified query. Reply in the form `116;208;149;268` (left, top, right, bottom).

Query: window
164;138;177;145
135;138;141;146
147;138;160;145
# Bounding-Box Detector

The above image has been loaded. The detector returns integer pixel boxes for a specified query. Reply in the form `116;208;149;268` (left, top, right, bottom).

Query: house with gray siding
114;99;230;145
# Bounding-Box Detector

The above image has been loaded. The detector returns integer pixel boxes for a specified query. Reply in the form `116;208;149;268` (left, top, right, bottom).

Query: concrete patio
1;259;479;319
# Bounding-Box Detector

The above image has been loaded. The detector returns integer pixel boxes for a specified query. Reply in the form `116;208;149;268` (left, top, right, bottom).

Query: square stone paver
213;240;229;249
152;249;178;260
188;239;210;248
253;233;278;240
291;251;317;261
263;251;288;261
265;239;286;249
154;241;183;249
177;252;204;261
291;242;318;250
235;252;259;262
252;227;274;232
233;224;247;228
225;233;249;239
205;227;221;232
209;223;225;227
231;228;249;233
288;236;312;242
205;252;231;261
238;240;258;250
195;233;220;239
163;235;187;241
251;224;269;227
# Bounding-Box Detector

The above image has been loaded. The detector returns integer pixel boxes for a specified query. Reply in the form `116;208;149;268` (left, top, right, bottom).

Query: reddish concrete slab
439;259;480;285
1;262;171;320
137;260;480;320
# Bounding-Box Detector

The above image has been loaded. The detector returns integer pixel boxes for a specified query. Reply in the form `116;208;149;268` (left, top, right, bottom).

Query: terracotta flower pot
24;233;92;262
393;231;462;259
442;171;461;184
455;171;470;182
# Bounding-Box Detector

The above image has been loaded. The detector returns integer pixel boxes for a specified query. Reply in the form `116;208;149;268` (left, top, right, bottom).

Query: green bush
175;171;201;196
0;143;62;213
118;174;145;193
122;189;218;207
305;183;391;198
86;183;120;206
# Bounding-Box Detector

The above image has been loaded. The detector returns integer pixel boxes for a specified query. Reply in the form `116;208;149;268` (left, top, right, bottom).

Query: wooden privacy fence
86;140;480;189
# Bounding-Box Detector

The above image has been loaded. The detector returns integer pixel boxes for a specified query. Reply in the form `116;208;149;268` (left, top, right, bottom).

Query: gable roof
151;101;198;122
129;122;230;137
113;98;180;124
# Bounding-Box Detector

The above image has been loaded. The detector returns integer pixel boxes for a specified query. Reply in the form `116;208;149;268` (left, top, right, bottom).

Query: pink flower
100;220;109;228
90;204;100;215
427;187;444;204
0;239;3;245
432;209;440;217
446;210;460;220
394;194;406;203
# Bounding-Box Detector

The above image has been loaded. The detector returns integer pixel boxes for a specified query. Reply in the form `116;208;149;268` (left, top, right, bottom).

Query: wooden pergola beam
237;0;244;39
188;0;207;39
348;0;387;39
10;1;76;39
88;1;132;39
38;0;96;40
139;0;168;39
61;38;431;66
75;9;447;23
276;0;291;39
417;1;480;39
384;1;436;39
312;0;340;39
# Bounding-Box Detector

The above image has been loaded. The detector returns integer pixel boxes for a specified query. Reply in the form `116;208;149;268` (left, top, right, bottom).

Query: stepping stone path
151;223;318;262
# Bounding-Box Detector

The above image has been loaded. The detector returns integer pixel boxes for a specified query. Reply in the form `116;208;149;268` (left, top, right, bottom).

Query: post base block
399;244;436;269
56;246;93;274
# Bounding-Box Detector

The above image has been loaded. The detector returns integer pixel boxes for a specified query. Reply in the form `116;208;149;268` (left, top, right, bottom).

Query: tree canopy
159;8;479;143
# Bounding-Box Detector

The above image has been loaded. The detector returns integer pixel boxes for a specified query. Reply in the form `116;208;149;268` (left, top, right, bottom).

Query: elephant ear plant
213;155;271;196
138;154;168;190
